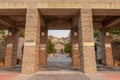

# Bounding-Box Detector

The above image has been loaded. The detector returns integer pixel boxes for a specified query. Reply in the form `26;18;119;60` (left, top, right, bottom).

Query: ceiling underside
0;9;120;30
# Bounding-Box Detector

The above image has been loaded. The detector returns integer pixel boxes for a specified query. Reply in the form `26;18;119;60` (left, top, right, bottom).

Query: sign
73;44;78;50
7;44;13;47
83;42;94;46
24;42;35;46
105;44;111;47
40;44;46;50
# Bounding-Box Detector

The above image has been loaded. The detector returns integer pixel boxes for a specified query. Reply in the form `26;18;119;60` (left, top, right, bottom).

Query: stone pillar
100;31;114;66
12;29;19;65
104;35;114;66
39;27;48;68
78;9;96;74
5;29;19;67
71;27;80;67
99;30;106;65
22;9;41;73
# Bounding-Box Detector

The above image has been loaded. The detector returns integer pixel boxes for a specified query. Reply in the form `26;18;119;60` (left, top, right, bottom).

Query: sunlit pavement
0;72;18;80
98;72;120;80
0;54;120;80
0;71;120;80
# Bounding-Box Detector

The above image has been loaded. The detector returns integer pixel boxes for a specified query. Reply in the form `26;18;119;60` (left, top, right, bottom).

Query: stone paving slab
98;72;120;80
28;74;91;80
0;73;18;80
1;54;120;80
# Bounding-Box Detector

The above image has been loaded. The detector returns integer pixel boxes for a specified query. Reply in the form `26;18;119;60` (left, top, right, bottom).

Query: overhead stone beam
15;22;25;29
105;23;120;30
93;9;120;16
104;18;120;28
0;23;9;30
72;15;78;27
48;21;71;30
0;26;8;30
38;10;46;27
0;16;15;28
93;22;103;30
41;16;46;27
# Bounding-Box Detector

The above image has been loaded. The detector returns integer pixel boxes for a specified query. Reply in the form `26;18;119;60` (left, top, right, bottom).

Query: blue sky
48;30;70;38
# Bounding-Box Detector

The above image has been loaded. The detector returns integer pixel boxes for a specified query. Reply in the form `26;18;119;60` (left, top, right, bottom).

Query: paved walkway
99;72;120;80
0;73;18;80
0;54;120;80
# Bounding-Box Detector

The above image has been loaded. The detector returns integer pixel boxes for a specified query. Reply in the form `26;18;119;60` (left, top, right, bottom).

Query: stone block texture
112;44;120;61
78;9;96;74
0;39;6;62
39;27;48;68
99;30;114;66
5;29;19;67
104;36;114;66
71;27;80;67
99;30;106;65
22;9;41;73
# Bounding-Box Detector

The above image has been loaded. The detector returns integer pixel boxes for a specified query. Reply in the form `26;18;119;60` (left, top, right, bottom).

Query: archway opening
46;30;73;70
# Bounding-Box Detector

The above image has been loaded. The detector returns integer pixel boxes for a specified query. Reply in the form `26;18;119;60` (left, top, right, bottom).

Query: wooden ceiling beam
0;16;15;28
104;18;120;28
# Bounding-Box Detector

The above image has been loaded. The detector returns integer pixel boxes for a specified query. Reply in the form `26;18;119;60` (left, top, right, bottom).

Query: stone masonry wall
0;39;6;62
71;27;80;67
112;44;120;61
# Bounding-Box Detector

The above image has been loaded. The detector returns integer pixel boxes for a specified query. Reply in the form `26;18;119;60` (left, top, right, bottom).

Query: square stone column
99;30;106;65
104;33;114;66
78;9;96;74
5;29;19;67
71;27;80;67
100;30;114;66
22;9;41;73
39;27;48;68
12;29;19;65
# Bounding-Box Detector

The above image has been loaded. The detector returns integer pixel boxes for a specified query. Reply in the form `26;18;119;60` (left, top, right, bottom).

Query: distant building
55;43;64;53
48;35;70;53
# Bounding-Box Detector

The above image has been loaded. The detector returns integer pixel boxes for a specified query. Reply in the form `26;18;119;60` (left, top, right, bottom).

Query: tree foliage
0;30;6;39
94;30;100;38
109;30;120;35
19;30;25;38
64;42;71;53
0;30;5;34
47;40;55;54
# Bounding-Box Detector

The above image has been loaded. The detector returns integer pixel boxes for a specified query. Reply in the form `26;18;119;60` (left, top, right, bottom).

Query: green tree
0;30;5;34
64;42;71;54
47;40;55;54
19;30;25;38
109;30;120;35
109;30;120;45
0;30;6;39
94;30;99;38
